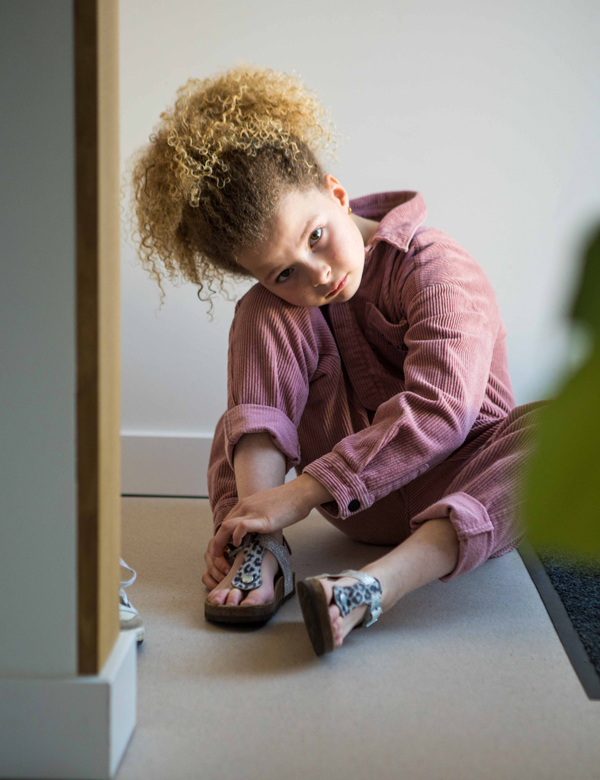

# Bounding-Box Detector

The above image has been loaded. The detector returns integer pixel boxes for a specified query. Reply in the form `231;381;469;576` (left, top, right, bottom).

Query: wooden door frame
74;0;121;675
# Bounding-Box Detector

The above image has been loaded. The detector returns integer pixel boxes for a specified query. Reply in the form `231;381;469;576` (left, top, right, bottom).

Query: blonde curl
123;62;345;320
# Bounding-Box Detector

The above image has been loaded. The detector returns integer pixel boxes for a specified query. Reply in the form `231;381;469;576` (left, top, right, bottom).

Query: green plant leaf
522;223;600;559
523;345;600;557
570;223;600;336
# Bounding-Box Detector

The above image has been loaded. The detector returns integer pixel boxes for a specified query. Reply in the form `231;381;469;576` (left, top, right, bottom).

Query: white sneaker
120;558;144;644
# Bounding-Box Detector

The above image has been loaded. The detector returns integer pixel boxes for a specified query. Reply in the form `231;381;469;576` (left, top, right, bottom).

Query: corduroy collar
348;190;428;254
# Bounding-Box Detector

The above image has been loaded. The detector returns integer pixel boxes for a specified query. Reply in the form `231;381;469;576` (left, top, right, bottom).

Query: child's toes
208;588;227;605
214;590;227;605
226;588;243;605
241;591;263;606
329;603;341;623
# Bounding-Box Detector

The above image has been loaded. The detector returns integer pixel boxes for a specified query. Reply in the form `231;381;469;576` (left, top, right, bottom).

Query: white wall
0;0;78;676
119;0;600;495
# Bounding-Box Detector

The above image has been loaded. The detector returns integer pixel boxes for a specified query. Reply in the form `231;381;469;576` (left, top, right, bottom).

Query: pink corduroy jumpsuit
206;190;546;582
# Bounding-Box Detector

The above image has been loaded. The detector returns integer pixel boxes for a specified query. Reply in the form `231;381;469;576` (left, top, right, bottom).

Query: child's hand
209;478;317;560
201;544;231;591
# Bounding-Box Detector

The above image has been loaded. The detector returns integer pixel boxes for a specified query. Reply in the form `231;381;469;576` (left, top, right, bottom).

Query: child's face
237;174;366;308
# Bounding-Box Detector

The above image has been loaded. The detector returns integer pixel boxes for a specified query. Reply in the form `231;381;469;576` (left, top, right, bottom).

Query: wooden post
74;0;121;675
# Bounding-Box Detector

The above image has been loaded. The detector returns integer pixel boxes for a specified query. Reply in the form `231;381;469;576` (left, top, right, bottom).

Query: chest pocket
364;302;409;368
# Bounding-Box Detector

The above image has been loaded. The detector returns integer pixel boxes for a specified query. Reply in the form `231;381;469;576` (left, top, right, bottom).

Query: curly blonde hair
125;62;344;320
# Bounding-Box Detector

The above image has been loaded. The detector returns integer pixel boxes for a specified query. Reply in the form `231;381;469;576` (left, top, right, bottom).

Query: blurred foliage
523;223;600;559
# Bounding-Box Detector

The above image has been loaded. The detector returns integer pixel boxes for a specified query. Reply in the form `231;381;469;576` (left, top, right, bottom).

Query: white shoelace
119;558;138;616
120;557;137;587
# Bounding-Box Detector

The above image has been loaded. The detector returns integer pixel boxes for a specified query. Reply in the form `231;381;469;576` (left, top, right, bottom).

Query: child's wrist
295;472;334;508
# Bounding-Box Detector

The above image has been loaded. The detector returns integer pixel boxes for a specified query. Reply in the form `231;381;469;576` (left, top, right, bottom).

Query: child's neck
350;213;380;248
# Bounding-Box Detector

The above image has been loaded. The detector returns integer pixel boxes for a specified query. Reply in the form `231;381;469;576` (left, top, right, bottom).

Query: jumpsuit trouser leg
406;400;548;580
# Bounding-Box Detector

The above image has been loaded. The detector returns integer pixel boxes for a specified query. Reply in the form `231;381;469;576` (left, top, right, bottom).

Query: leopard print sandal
204;532;296;624
297;570;383;656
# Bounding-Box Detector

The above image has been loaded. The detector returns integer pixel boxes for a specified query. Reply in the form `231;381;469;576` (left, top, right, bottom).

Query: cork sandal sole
204;569;296;624
297;578;336;656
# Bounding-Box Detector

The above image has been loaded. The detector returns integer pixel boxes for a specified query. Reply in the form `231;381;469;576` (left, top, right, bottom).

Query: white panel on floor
0;632;137;780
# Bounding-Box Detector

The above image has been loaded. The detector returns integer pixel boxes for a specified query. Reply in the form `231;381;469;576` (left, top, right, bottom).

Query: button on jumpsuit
207;191;547;582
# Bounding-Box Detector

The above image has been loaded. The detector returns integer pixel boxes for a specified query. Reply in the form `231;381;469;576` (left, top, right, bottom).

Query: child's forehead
281;184;323;204
267;202;327;252
276;187;331;228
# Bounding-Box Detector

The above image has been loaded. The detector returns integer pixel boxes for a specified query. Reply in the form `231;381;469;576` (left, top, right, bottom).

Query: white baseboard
121;432;213;496
121;432;295;497
0;631;137;779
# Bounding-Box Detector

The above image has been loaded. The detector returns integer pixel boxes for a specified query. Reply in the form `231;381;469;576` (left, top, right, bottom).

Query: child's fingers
204;559;226;584
209;527;231;560
209;566;225;583
204;549;231;578
202;570;219;591
213;554;231;576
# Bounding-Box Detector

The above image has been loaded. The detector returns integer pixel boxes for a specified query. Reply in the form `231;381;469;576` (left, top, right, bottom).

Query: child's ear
323;172;339;192
323;173;348;208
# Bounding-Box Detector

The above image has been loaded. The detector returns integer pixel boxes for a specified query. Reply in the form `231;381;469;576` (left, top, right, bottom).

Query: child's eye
276;268;293;283
275;228;323;284
309;227;322;245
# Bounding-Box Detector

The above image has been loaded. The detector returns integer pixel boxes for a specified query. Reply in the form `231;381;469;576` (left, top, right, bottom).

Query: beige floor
116;497;600;780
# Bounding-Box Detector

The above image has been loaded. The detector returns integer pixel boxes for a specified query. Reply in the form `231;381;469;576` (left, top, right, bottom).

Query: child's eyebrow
264;215;320;282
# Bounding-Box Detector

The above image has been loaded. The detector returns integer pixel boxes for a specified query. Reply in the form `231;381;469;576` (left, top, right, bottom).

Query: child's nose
311;263;331;287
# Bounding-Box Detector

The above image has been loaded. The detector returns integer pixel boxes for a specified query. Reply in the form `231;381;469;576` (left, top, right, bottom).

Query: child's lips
326;273;348;297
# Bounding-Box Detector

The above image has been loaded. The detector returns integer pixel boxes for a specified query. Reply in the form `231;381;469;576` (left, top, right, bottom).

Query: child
128;62;546;656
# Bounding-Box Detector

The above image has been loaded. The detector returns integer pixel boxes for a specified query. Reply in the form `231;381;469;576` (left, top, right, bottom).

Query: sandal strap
225;532;292;559
307;569;383;628
227;532;294;597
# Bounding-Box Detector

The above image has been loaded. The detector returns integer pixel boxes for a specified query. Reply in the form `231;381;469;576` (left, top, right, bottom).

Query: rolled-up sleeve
222;403;301;474
303;277;498;520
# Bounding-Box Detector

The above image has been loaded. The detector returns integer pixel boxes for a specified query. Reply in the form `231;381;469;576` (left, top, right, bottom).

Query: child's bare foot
205;535;281;607
316;562;398;649
310;519;460;649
